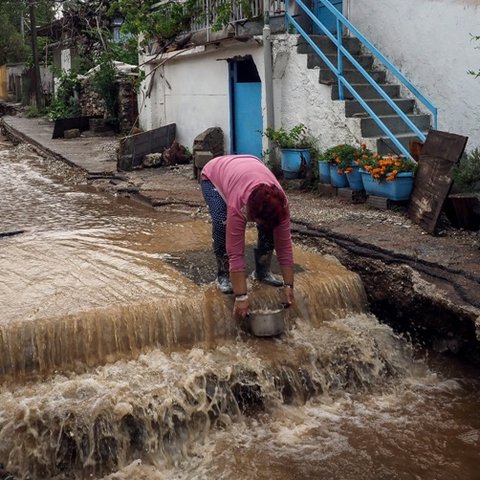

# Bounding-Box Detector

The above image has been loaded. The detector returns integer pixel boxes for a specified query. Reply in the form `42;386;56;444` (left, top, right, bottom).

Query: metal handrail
286;0;438;159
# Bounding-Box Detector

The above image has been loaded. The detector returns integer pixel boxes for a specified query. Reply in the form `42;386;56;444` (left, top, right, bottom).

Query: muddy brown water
0;142;479;480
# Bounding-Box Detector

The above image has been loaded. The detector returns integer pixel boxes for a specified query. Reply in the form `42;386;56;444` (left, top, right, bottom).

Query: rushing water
0;139;479;480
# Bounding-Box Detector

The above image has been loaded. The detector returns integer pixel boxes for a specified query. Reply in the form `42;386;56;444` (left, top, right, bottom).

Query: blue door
229;58;263;159
313;0;343;35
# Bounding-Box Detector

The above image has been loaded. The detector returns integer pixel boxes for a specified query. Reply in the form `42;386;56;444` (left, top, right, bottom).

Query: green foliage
211;0;253;31
112;0;257;50
0;0;56;64
453;148;480;192
0;13;27;64
26;105;42;118
92;53;119;118
111;0;199;50
318;143;360;172
265;123;314;150
109;39;138;66
46;70;80;120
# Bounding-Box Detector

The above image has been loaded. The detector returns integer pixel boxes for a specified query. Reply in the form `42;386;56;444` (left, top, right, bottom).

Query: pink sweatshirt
202;155;294;272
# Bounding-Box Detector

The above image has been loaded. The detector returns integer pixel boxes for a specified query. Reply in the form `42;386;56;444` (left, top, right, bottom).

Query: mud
1;115;479;364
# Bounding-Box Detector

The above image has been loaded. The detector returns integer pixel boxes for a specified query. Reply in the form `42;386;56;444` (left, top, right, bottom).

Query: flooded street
0;140;479;480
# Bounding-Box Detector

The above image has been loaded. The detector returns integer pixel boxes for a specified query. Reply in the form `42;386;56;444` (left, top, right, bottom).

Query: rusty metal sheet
408;130;468;234
52;116;93;139
118;123;176;171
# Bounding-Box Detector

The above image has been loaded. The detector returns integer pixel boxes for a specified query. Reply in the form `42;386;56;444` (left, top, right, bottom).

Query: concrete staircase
297;35;431;155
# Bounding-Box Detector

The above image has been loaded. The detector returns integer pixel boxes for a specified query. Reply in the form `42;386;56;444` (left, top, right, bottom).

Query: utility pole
29;0;43;109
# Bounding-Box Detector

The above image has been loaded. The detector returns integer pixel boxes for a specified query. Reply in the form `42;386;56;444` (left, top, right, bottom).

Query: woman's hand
283;284;295;306
233;295;249;319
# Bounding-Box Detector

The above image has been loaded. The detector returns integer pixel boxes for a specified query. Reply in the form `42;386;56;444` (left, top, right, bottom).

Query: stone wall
79;76;138;134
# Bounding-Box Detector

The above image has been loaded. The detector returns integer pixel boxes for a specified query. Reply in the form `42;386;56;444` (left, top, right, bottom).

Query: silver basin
247;306;286;337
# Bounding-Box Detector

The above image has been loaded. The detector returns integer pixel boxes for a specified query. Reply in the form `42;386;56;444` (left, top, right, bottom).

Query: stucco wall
138;35;360;155
349;0;480;150
139;43;265;151
272;34;359;152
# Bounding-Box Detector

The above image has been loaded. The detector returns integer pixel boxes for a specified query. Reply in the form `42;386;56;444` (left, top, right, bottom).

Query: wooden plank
409;140;424;162
408;130;468;234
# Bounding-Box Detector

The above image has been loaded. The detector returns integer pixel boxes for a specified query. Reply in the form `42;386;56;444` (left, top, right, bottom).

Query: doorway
228;56;263;159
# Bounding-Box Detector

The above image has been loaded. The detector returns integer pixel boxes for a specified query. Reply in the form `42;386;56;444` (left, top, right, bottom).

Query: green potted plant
318;144;360;188
356;152;417;200
265;123;313;179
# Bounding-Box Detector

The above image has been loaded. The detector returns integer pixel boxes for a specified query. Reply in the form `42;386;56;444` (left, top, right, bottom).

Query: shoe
253;248;283;287
215;255;233;294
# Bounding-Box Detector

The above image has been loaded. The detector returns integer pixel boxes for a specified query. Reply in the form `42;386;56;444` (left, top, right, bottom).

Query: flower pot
281;149;311;179
360;170;414;201
329;165;349;188
318;161;331;184
346;165;363;191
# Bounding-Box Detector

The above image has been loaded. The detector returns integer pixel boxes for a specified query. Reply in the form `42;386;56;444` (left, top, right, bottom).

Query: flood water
0;139;479;480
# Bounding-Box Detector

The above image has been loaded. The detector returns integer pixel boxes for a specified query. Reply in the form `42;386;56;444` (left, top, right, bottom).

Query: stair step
307;53;374;70
376;133;428;156
320;69;386;85
297;35;361;55
360;114;431;137
332;83;400;100
345;98;415;117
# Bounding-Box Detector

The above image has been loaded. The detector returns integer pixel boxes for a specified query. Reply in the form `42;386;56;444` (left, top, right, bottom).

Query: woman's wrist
234;293;249;302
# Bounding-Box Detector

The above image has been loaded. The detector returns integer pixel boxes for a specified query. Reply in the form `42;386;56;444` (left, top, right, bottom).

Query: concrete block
317;184;337;197
338;187;367;204
194;151;213;169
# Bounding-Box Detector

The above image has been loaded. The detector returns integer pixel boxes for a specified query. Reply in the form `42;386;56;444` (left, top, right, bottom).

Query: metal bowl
247;306;286;337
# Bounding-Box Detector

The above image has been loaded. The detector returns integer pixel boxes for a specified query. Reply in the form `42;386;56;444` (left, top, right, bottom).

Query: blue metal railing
285;0;438;159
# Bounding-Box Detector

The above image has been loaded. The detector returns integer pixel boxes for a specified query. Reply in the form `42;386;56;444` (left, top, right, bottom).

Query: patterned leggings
201;179;274;257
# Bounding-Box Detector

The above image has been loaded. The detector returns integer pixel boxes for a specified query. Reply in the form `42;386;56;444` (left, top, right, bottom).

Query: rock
64;128;81;139
162;141;191;166
143;153;163;168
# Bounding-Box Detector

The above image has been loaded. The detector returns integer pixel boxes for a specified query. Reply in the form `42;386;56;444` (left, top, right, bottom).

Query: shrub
46;70;80;120
452;148;480;192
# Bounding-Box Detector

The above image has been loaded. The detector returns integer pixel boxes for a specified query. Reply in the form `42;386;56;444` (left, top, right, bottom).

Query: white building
137;0;480;157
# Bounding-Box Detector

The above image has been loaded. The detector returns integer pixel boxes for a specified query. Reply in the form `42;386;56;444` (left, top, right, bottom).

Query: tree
0;0;57;64
0;13;27;64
